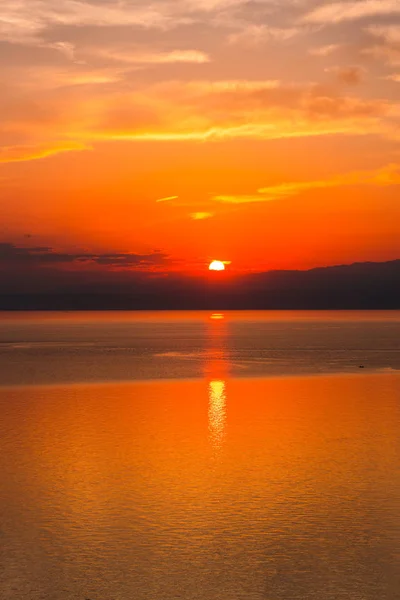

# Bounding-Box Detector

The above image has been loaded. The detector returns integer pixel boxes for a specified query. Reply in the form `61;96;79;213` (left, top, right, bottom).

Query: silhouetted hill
0;259;399;310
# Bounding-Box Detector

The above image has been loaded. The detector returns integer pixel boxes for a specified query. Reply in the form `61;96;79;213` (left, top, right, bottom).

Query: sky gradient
1;0;400;278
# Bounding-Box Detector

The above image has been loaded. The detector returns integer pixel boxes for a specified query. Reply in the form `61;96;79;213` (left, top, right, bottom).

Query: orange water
0;373;399;599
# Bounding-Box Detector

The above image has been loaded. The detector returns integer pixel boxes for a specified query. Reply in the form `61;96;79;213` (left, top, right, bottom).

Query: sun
209;260;225;271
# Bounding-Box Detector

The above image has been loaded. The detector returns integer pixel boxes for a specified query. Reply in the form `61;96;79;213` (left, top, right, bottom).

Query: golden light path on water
207;312;228;453
208;380;227;451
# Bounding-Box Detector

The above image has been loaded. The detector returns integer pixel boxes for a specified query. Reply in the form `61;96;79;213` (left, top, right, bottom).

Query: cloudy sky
1;0;400;277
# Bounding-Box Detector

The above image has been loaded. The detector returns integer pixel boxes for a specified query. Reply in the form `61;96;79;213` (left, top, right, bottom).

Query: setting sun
209;261;225;271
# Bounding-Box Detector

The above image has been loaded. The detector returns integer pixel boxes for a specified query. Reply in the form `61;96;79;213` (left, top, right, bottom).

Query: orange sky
1;0;400;274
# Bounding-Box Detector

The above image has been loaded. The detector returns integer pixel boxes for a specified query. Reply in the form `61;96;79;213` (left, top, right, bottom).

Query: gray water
0;310;399;386
0;311;400;599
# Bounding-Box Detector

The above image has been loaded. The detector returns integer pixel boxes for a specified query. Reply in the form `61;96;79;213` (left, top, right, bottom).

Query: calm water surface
0;311;399;599
0;310;399;385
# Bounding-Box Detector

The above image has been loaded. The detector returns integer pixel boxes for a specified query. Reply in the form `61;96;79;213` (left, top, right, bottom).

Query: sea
0;310;399;599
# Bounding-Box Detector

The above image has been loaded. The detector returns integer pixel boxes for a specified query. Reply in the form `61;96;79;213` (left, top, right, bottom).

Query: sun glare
209;260;225;271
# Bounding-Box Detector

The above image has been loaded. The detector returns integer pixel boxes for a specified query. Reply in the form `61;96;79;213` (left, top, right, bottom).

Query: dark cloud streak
0;243;169;268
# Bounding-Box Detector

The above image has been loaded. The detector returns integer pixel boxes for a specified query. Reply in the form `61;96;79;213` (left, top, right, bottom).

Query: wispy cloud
303;1;400;25
364;25;400;65
0;78;390;163
190;212;214;220
0;141;89;163
213;164;400;204
0;0;270;48
156;196;179;203
93;48;210;65
228;25;300;46
309;44;341;56
0;0;175;46
367;25;400;45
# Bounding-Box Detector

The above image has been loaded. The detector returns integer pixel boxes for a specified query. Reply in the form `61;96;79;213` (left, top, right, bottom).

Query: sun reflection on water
208;379;227;451
210;313;225;320
206;312;229;452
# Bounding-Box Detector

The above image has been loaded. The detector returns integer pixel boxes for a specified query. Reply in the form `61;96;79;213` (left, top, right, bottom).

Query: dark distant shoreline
1;300;400;311
1;259;399;310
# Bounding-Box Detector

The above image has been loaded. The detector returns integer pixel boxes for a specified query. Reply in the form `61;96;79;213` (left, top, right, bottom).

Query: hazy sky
1;0;400;275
